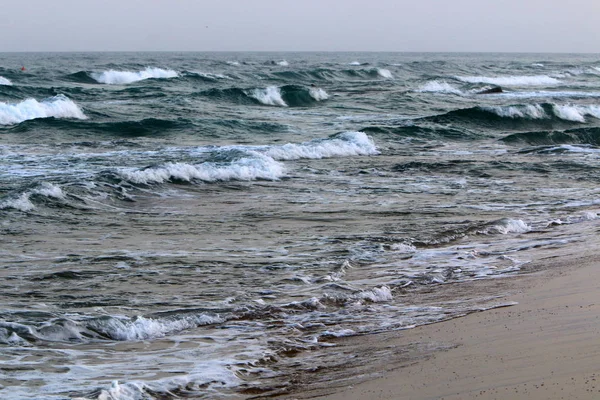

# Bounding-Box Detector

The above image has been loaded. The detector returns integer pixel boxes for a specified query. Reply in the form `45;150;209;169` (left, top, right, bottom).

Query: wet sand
287;229;600;400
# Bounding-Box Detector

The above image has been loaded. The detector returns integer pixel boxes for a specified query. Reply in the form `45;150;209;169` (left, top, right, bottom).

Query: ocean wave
456;75;560;86
478;218;531;235
502;127;600;146
0;94;86;125
90;67;179;84
186;71;232;81
427;103;598;127
201;85;329;107
246;86;287;106
0;182;65;212
377;68;393;79
417;80;462;94
117;153;285;185
0;76;12;85
0;312;223;344
265;131;378;160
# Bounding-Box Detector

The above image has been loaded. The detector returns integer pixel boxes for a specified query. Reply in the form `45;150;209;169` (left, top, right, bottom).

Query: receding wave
90;67;179;84
0;94;86;125
502;127;600;146
456;75;560;86
198;85;329;107
0;76;12;85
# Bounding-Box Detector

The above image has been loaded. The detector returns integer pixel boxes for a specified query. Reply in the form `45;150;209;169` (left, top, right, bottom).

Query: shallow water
1;52;600;399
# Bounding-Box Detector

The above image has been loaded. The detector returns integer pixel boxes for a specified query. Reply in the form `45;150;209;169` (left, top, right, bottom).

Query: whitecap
309;87;329;101
417;80;462;95
456;75;560;86
246;86;287;107
0;76;12;85
0;94;87;125
91;67;179;84
377;68;393;79
264;131;378;160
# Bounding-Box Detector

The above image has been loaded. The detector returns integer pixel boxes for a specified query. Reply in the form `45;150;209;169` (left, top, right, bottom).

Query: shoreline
280;226;600;400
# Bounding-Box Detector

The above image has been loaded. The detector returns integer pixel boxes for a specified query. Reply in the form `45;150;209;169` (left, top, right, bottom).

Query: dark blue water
2;52;600;399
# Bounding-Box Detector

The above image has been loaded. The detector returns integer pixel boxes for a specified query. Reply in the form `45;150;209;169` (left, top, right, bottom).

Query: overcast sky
2;0;599;53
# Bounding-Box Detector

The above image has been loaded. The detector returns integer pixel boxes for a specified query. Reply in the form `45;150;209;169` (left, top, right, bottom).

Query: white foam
309;87;329;101
192;71;230;80
0;94;87;125
482;219;531;235
349;61;361;66
358;286;392;302
0;193;35;212
0;183;65;212
322;329;356;337
483;104;547;119
377;68;393;79
457;75;560;86
91;67;179;84
0;76;12;85
418;80;462;95
265;131;378;160
552;104;600;122
276;60;289;66
246;86;287;107
89;314;224;341
390;243;417;253
227;61;240;66
120;153;285;185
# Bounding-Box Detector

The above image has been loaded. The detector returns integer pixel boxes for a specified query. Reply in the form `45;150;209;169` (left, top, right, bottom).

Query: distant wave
456;75;560;86
426;103;600;127
0;76;12;85
0;94;86;125
200;85;329;107
9;117;193;137
417;80;462;95
185;71;232;81
502;127;600;146
90;67;179;84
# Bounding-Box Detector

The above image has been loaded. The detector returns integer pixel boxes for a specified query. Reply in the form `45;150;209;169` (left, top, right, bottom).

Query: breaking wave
201;85;329;107
0;76;12;85
456;75;560;86
265;131;378;160
0;94;86;125
91;67;179;84
0;182;65;212
417;80;462;94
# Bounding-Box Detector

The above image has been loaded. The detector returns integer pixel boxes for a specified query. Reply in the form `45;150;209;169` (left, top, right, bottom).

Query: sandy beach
283;223;600;400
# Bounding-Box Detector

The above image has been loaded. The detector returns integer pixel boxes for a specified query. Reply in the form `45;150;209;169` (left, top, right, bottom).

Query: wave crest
456;75;560;86
91;67;179;84
0;94;86;125
0;76;12;85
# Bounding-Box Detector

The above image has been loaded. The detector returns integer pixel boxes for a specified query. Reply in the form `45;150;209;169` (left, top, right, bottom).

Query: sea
1;52;600;399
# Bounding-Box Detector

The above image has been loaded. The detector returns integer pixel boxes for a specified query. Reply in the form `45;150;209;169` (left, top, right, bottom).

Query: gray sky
2;0;599;52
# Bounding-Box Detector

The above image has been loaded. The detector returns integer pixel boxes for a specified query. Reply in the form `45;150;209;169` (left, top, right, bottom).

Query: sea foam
0;95;87;125
457;75;560;86
309;87;329;101
0;183;66;212
0;76;12;85
91;67;179;84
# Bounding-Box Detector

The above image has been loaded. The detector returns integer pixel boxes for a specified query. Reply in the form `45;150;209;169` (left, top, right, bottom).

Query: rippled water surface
2;52;600;399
